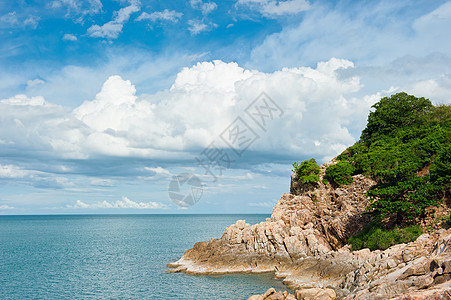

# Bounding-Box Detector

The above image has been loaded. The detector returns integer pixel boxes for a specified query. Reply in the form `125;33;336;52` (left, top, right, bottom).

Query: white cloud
87;1;140;39
407;77;451;104
248;1;451;71
0;12;39;29
144;167;172;177
50;0;102;21
0;164;31;179
24;15;39;28
0;164;75;189
0;12;19;26
0;205;15;210
190;0;218;15
27;78;45;88
1;94;47;106
63;33;78;41
2;57;449;167
187;19;217;35
136;9;183;23
201;2;217;15
67;196;167;209
237;0;310;17
0;59;369;162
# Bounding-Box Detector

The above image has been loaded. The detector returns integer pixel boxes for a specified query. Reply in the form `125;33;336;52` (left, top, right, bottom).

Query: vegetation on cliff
293;92;450;250
348;222;422;250
339;93;450;222
292;158;320;184
325;160;355;187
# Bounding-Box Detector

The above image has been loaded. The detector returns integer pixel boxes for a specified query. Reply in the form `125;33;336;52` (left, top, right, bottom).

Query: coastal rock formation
168;163;375;274
168;160;451;299
248;287;336;300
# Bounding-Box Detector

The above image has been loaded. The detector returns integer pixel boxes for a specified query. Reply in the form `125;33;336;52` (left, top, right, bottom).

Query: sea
0;214;290;299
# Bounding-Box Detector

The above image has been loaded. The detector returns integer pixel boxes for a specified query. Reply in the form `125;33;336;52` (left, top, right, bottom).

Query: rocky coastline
167;160;451;299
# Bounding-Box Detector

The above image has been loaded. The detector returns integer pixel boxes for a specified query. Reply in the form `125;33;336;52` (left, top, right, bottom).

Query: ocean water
0;214;290;299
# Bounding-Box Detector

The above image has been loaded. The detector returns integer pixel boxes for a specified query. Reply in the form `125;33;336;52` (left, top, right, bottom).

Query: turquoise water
0;214;289;299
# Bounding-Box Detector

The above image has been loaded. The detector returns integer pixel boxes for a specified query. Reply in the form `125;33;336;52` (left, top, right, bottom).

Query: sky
0;0;450;215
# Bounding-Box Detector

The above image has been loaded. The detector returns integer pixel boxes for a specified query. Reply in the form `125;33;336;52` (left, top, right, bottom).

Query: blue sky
1;0;450;214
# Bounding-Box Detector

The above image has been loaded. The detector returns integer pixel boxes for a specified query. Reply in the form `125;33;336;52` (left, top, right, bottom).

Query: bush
292;159;320;184
349;223;422;251
325;161;354;187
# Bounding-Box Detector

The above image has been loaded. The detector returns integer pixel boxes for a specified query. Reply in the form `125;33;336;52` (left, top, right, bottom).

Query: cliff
168;160;451;299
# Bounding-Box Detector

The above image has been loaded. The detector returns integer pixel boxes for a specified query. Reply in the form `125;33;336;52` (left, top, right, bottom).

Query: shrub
325;161;354;187
349;223;422;251
292;159;320;184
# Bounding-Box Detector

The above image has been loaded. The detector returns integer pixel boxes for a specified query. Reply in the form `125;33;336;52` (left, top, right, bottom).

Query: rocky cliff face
167;161;451;299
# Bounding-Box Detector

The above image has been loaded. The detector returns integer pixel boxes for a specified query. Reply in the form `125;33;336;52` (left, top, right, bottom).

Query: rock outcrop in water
167;160;451;299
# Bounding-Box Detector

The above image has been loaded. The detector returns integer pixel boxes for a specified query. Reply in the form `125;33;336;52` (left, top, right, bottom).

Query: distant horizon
0;212;272;216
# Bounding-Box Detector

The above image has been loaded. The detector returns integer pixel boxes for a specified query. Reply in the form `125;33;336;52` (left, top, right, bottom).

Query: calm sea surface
0;214;290;299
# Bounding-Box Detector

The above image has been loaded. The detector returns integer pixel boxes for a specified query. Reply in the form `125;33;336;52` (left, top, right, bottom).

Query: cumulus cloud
1;58;375;164
0;94;88;159
67;196;167;209
3;57;449;173
136;9;183;23
63;33;77;41
237;0;310;17
87;1;140;39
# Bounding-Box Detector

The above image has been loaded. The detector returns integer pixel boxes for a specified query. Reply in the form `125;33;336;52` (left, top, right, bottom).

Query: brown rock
263;288;276;298
248;296;264;300
167;158;451;300
295;288;336;300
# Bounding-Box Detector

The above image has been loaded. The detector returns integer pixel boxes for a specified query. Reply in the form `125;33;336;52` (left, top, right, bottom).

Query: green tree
360;92;433;144
292;159;320;184
337;93;449;223
325;161;354;187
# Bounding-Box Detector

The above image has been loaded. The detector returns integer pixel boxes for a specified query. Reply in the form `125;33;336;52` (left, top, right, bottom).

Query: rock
263;288;276;298
267;291;285;300
167;158;451;300
295;288;336;300
248;296;264;300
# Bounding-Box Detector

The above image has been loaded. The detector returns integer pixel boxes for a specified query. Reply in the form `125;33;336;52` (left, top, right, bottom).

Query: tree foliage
360;92;433;144
325;161;354;187
292;159;320;184
338;93;450;222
